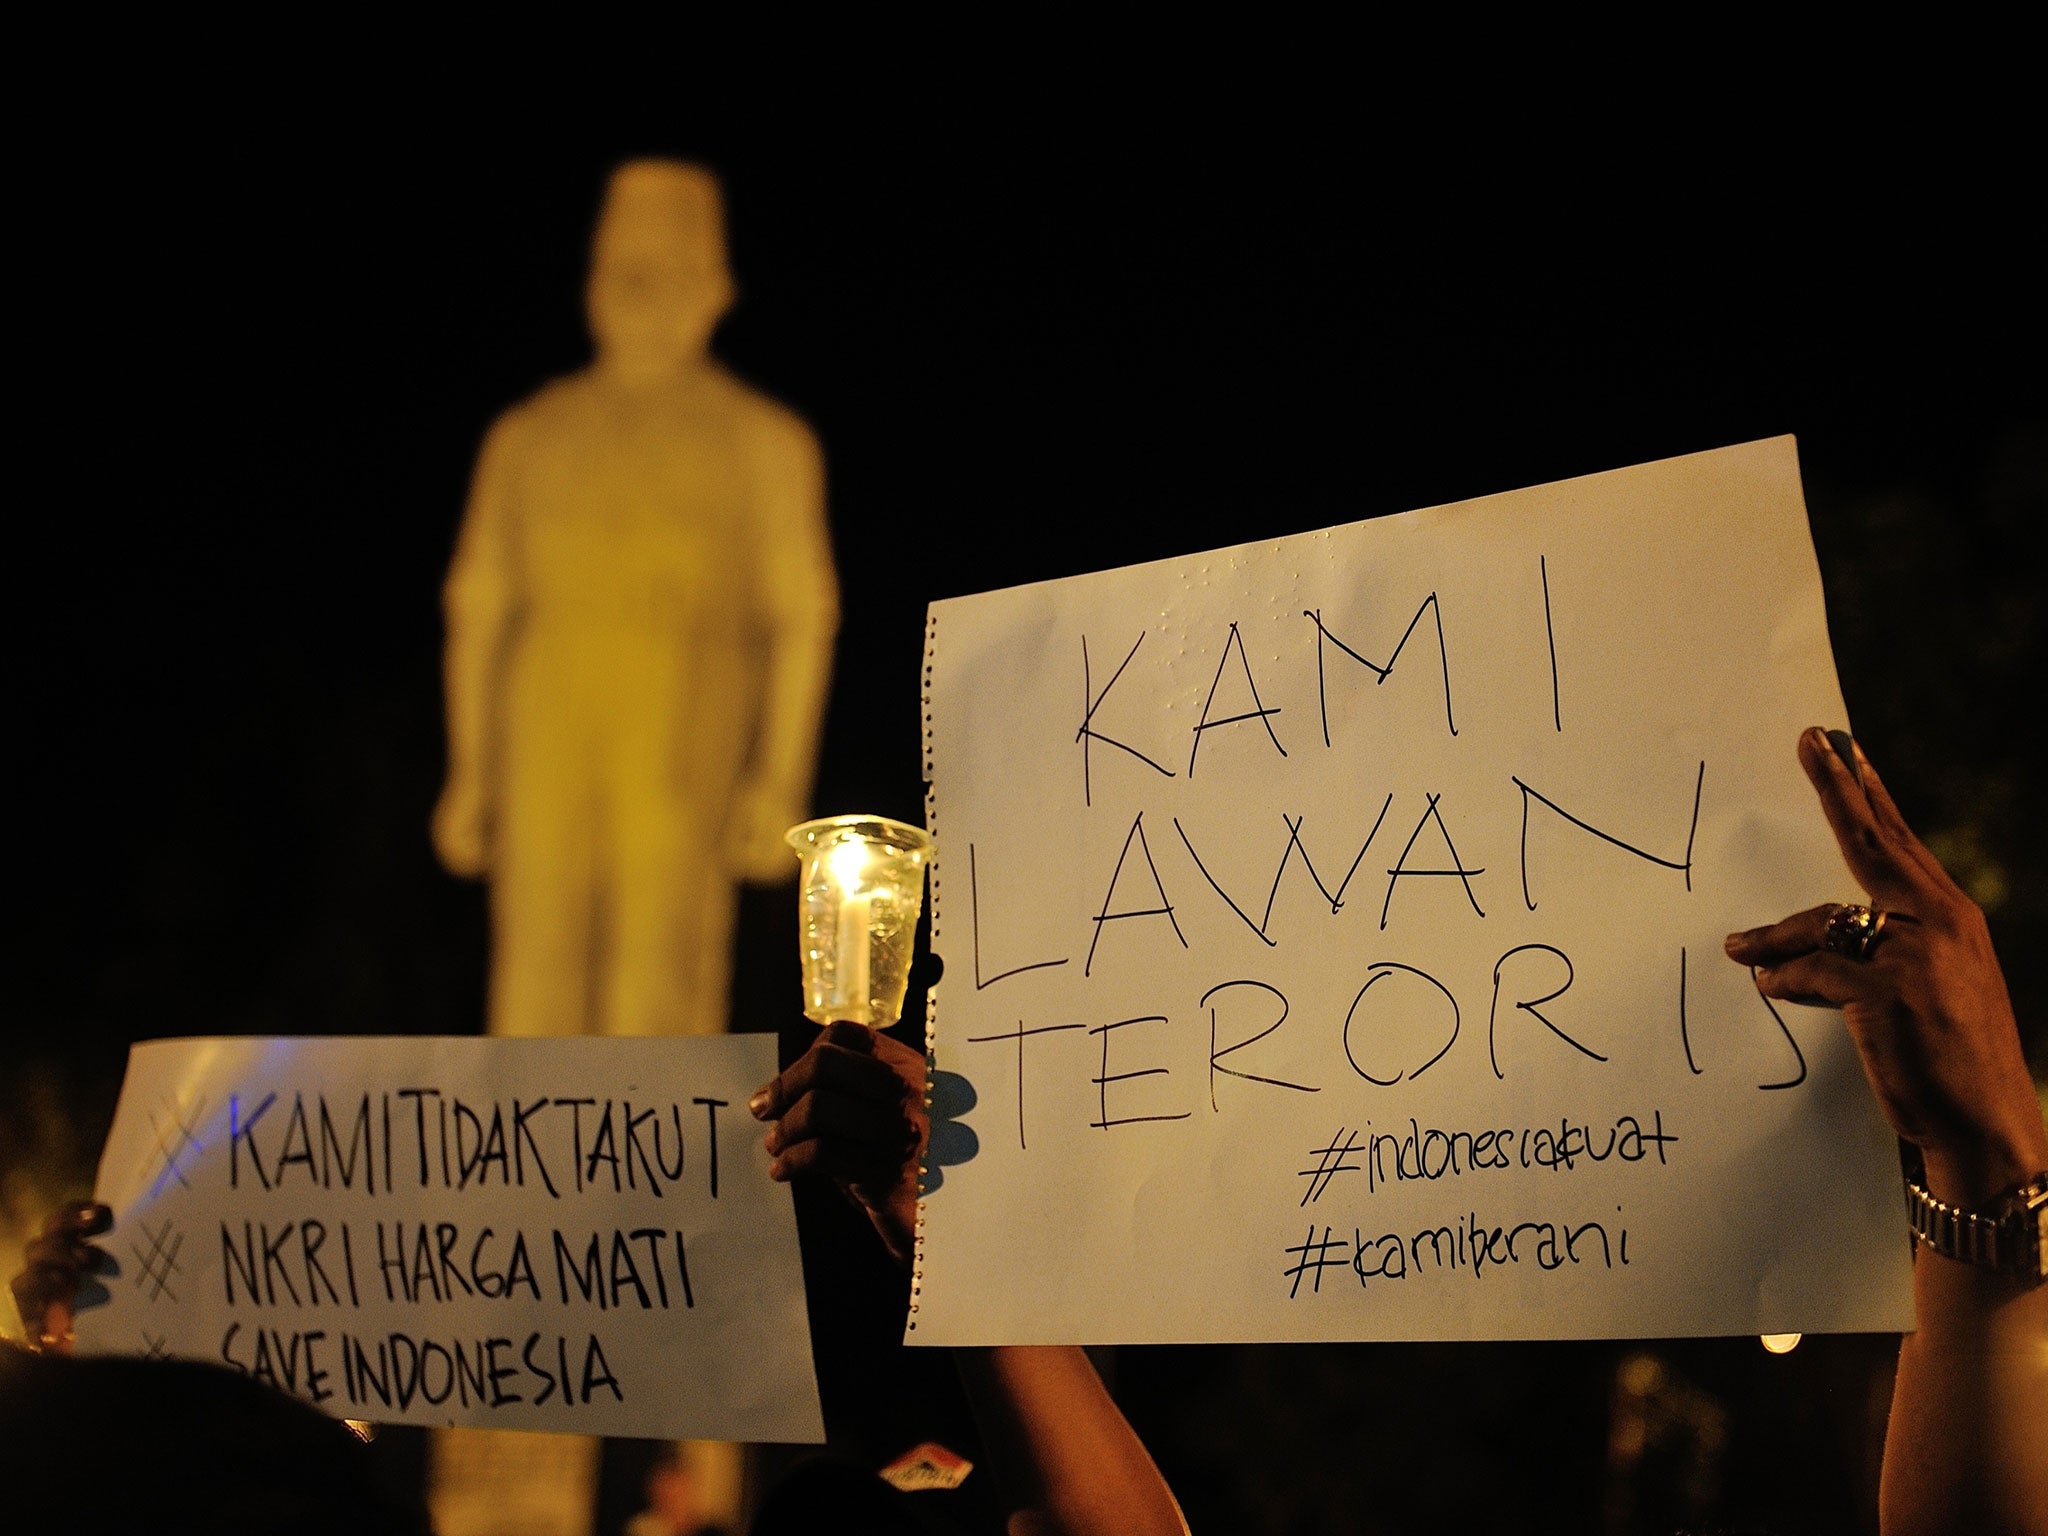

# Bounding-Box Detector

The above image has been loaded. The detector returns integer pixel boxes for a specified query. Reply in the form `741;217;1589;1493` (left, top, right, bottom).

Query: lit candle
837;885;873;1021
788;813;931;1031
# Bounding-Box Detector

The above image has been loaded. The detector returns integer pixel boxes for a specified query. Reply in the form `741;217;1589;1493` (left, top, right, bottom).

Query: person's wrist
1908;1096;2048;1283
870;1184;919;1269
1918;1116;2048;1211
1905;1166;2048;1283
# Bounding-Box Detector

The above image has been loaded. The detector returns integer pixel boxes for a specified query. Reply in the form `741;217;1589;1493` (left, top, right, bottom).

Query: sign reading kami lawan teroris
913;436;1912;1346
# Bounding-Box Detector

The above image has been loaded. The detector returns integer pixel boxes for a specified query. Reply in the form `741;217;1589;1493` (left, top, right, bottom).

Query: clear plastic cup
785;815;933;1028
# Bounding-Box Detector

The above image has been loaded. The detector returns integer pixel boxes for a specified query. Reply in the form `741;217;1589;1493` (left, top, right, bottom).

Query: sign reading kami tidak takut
77;1033;824;1442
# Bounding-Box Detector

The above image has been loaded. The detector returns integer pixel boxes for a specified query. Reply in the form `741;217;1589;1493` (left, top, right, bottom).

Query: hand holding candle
786;815;933;1028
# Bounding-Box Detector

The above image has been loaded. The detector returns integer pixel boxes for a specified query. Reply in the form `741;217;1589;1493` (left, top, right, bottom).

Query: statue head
585;158;734;382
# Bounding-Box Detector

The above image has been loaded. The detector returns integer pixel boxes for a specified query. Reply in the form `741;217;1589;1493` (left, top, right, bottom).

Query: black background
9;110;2043;1535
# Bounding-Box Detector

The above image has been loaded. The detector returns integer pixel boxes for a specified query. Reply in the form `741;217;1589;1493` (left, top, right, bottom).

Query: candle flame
827;837;870;895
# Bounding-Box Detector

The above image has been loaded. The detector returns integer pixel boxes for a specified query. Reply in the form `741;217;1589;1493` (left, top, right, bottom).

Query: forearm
742;410;837;813
1882;1132;2048;1536
440;421;521;794
1723;730;2048;1533
439;550;518;789
750;608;836;805
439;625;502;786
1883;1251;2048;1535
952;1345;1187;1536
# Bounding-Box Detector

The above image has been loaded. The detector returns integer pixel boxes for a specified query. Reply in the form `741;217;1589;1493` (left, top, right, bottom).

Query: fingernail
748;1088;771;1119
1825;729;1862;783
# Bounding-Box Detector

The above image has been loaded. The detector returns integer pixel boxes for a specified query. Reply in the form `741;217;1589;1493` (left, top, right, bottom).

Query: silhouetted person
0;1346;437;1536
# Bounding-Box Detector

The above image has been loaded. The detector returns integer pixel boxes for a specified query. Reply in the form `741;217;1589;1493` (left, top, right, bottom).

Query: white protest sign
913;436;1914;1345
75;1034;825;1443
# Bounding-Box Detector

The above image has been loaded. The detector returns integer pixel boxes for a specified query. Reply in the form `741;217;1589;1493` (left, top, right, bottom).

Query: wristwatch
1905;1169;2048;1283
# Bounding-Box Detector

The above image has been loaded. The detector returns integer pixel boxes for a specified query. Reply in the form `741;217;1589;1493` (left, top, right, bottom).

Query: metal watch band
1904;1170;2048;1282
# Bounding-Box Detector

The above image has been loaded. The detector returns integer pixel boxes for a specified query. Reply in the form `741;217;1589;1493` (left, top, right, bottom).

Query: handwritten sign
914;437;1914;1345
76;1034;825;1443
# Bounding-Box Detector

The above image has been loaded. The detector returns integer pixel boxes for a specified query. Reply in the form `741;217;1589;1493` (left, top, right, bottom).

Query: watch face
2012;1176;2048;1281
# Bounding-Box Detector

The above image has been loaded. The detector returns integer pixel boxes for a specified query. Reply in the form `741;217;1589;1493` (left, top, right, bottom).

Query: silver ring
1821;903;1889;962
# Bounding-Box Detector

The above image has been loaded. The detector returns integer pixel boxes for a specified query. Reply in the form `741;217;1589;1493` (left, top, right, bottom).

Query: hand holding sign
8;1200;113;1352
1728;727;2048;1203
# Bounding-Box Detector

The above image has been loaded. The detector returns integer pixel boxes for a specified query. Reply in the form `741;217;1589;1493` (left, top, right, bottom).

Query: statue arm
731;407;840;880
433;416;524;879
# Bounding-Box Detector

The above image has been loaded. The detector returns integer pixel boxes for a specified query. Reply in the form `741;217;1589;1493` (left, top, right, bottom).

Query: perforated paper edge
909;606;941;1333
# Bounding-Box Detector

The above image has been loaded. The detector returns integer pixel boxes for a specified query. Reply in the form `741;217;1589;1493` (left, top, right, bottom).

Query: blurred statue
434;158;839;1038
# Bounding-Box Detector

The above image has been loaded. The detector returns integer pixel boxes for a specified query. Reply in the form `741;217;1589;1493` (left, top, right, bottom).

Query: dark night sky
18;122;2042;1081
9;111;2044;1533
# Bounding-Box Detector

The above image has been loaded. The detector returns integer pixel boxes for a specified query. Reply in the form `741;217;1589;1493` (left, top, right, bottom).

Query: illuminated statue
434;158;839;1038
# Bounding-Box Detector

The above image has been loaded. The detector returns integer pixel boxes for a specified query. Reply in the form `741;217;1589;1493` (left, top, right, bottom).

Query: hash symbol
1283;1224;1349;1298
132;1219;185;1303
145;1094;207;1196
1298;1126;1363;1205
